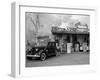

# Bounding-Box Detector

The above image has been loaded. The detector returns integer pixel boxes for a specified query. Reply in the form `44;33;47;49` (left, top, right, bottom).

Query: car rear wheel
40;53;46;61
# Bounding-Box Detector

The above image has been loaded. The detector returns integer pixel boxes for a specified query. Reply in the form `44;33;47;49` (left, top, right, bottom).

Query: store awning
51;27;89;35
52;30;89;35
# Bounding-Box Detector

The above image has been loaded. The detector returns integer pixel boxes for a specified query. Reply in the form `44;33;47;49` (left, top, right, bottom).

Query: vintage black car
26;41;61;61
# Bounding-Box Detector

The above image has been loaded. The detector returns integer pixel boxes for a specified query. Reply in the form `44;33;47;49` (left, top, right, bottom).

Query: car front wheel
40;53;46;61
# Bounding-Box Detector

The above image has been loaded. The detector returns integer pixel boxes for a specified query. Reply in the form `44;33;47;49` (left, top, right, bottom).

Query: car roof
48;41;56;43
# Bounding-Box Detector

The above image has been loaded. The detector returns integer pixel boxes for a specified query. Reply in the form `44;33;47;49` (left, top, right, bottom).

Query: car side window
48;43;50;47
51;43;55;47
51;43;53;47
47;42;56;47
52;43;55;47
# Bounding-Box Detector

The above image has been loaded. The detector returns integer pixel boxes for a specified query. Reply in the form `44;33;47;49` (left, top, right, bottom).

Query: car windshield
48;42;55;47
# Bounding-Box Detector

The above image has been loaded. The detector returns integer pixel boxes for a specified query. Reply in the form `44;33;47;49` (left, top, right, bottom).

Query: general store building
51;22;89;53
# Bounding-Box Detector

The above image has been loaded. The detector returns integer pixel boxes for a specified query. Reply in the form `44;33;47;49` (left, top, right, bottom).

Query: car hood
27;46;46;55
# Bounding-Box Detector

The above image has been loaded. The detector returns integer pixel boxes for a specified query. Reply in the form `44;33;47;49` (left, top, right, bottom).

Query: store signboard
52;26;89;33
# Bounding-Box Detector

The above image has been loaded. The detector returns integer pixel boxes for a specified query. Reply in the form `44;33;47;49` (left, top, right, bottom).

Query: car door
46;43;51;56
47;42;53;56
50;42;56;55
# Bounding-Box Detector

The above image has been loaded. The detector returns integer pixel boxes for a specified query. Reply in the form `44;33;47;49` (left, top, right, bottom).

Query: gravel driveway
26;52;89;67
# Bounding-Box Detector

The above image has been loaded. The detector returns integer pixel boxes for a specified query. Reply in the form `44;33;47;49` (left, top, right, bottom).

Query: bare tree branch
30;17;37;28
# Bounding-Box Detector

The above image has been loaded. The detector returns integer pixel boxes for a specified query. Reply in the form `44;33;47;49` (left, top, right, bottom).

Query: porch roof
52;30;89;35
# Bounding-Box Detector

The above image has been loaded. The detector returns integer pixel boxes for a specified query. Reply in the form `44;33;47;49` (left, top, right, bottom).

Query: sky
25;12;90;42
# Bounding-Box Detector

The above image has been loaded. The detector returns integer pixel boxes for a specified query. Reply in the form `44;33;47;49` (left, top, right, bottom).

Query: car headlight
35;48;38;51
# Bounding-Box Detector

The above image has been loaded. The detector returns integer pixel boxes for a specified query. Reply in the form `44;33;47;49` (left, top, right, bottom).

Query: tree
29;13;42;45
30;14;40;35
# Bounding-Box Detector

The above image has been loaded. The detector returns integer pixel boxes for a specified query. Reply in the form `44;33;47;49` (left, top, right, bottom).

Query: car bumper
26;54;40;58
